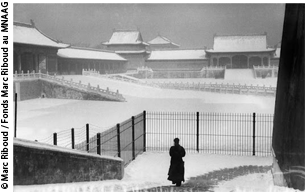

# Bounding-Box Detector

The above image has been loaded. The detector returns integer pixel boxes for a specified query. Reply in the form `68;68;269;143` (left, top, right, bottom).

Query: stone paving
131;165;272;192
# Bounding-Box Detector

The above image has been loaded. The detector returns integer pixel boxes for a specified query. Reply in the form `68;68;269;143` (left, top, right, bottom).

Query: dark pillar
272;4;305;191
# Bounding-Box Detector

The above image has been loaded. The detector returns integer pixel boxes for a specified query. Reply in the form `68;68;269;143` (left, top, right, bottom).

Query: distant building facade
205;33;277;68
57;47;127;75
13;21;280;78
103;30;150;70
13;21;68;75
146;49;209;78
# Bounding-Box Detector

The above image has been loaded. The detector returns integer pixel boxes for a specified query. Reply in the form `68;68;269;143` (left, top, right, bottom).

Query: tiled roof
206;34;275;53
147;49;207;61
104;30;148;45
13;21;68;48
148;35;180;47
57;47;127;61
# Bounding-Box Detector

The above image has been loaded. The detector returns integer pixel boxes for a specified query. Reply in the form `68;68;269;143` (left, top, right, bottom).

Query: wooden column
18;52;22;73
55;55;58;73
217;56;220;67
68;61;71;75
247;55;250;68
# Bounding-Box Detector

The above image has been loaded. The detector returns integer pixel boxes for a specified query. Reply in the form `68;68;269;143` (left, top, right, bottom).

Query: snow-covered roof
148;35;180;47
147;49;207;61
14;138;123;162
206;34;275;53
104;29;148;45
14;21;68;48
57;47;127;61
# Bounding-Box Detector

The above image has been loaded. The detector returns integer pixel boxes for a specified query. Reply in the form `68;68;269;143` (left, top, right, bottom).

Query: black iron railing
37;111;273;166
146;112;273;156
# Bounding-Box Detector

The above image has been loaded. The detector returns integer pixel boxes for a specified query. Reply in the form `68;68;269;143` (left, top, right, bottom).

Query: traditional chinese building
57;47;127;75
103;29;150;70
147;34;180;50
205;33;276;68
146;49;209;78
13;21;68;74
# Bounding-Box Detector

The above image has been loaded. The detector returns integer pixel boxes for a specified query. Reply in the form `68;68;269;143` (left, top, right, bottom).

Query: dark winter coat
167;144;186;183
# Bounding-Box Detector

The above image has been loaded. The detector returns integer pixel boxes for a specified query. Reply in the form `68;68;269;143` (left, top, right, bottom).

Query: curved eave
153;68;203;71
58;55;127;62
104;42;149;46
57;52;127;61
14;42;68;49
57;55;127;62
115;50;149;54
205;49;276;54
146;58;207;62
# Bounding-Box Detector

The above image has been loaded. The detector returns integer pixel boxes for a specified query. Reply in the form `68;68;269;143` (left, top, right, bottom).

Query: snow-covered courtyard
14;76;290;192
16;76;276;142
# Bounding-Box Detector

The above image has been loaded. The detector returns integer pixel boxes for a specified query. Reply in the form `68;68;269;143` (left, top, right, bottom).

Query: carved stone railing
82;69;159;88
253;65;279;78
151;81;276;96
13;70;126;102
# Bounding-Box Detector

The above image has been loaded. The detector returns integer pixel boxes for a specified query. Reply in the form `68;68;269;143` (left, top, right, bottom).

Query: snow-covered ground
14;152;297;192
16;96;275;142
16;76;276;141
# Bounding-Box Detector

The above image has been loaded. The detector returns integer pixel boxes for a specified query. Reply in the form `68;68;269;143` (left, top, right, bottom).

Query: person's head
174;138;180;145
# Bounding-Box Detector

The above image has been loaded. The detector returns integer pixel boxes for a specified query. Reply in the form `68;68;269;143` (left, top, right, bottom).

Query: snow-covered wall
13;79;42;100
13;138;124;185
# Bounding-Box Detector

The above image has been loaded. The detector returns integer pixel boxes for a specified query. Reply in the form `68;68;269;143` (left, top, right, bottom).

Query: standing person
167;138;186;187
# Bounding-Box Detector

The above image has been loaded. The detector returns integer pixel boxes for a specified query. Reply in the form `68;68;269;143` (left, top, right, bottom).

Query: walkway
133;165;272;192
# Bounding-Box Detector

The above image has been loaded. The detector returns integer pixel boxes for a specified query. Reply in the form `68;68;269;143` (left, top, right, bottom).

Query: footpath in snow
13;152;298;192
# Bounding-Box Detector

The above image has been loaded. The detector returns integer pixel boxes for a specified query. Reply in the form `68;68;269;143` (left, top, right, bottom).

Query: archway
232;55;248;68
213;58;218;66
13;51;19;73
21;52;35;72
219;57;231;68
249;56;262;67
263;57;269;66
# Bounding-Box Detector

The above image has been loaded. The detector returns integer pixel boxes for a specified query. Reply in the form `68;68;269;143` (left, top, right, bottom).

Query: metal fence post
132;116;135;160
196;112;200;153
253;113;256;156
71;128;75;149
117;123;121;158
86;123;89;152
97;133;101;155
143;110;146;152
53;133;57;145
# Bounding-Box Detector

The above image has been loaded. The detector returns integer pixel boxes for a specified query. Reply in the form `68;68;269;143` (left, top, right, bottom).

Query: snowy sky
13;3;285;48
